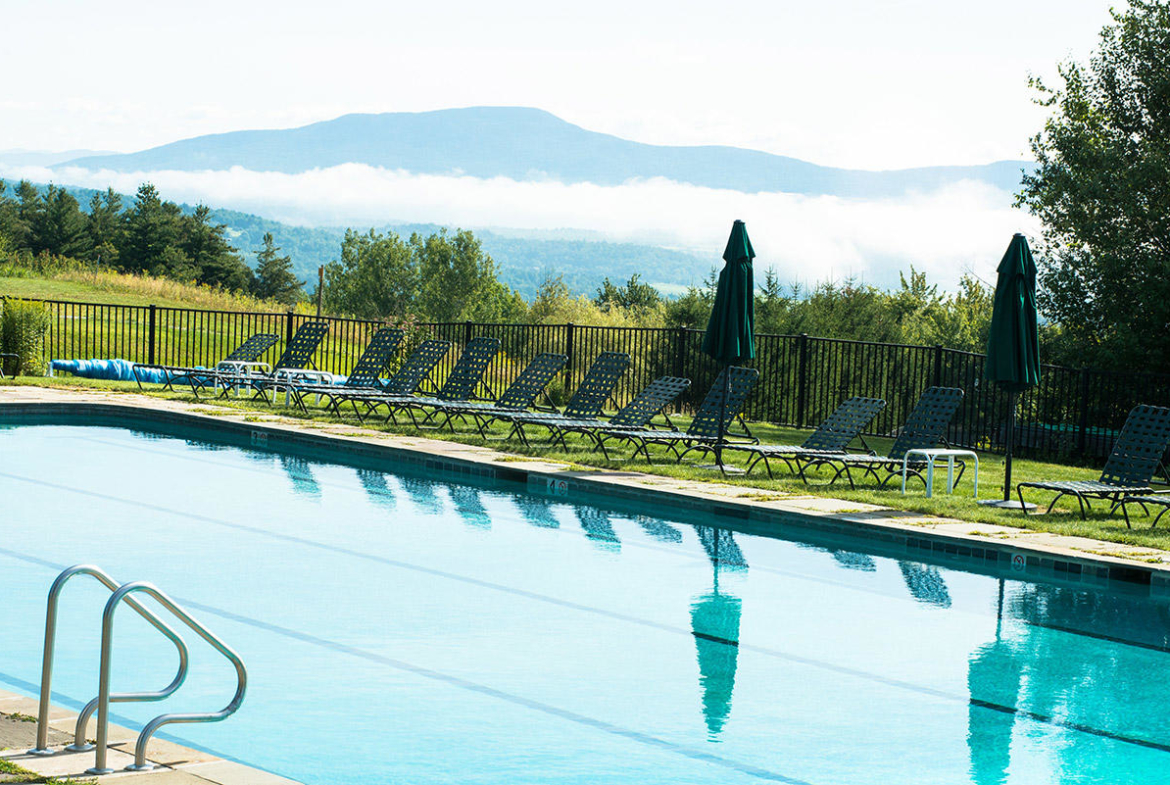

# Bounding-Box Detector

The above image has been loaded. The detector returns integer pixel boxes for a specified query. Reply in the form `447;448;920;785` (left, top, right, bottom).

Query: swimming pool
2;419;1170;784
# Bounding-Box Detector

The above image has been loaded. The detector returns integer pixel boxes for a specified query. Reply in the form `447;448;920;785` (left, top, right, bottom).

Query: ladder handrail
31;565;189;755
90;581;248;774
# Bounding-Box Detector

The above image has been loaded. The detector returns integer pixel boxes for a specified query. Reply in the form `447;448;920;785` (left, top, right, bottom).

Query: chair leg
1153;506;1170;529
1017;485;1030;515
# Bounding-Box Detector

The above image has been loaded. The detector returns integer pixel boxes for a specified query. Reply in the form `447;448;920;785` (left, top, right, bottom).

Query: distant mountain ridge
59;107;1031;198
1;148;117;167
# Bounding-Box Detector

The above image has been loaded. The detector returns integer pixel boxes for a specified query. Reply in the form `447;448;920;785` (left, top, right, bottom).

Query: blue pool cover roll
51;358;165;382
51;358;351;385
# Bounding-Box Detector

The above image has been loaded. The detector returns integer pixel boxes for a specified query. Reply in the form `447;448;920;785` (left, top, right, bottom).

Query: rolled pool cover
51;358;352;386
51;358;169;382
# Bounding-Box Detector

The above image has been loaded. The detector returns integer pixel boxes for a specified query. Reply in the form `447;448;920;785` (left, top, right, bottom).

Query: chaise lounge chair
515;375;691;452
725;396;887;479
417;351;569;434
1017;404;1170;524
330;339;453;420
285;326;404;413
379;336;503;425
203;321;331;401
131;332;280;393
490;351;631;445
795;386;964;488
596;366;759;463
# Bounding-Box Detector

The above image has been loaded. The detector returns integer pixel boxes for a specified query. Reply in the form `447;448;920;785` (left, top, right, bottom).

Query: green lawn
7;375;1170;552
0;276;204;308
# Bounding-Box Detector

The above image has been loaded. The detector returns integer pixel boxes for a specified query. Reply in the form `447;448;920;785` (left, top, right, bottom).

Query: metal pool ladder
29;564;247;775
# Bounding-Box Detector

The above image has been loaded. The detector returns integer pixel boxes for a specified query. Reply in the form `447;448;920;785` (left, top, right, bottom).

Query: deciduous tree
1017;0;1170;368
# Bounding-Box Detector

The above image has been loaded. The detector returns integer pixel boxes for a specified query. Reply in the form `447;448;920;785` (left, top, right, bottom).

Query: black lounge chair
202;322;331;401
385;336;503;425
132;332;280;393
332;339;453;420
516;376;691;452
287;327;404;413
597;366;759;463
492;351;631;445
726;396;887;479
795;386;964;488
420;352;568;434
1017;404;1170;524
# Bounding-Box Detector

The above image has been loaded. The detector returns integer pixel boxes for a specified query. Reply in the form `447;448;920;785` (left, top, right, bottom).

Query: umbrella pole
979;388;1035;509
1003;390;1017;502
716;363;729;471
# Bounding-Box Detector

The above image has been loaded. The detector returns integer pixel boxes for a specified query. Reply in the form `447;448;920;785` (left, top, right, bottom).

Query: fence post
933;344;944;387
564;323;576;389
147;305;157;366
796;334;809;427
1077;369;1091;458
464;320;473;347
285;310;295;345
674;327;687;379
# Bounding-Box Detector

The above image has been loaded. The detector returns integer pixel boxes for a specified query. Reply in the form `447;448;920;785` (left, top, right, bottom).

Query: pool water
2;423;1170;784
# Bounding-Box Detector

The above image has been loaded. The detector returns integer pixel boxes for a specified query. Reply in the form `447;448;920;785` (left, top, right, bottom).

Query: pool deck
0;689;300;784
4;385;1170;597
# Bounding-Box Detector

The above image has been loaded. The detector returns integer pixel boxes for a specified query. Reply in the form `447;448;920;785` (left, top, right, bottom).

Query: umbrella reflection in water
691;525;747;737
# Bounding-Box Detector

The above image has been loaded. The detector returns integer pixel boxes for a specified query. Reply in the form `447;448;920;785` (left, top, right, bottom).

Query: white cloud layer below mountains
4;163;1039;290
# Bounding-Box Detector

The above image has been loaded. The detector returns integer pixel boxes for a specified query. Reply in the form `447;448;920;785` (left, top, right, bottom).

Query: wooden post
316;266;324;317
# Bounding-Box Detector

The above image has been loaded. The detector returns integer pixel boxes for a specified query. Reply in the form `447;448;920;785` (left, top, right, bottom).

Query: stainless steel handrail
89;581;247;774
30;565;190;756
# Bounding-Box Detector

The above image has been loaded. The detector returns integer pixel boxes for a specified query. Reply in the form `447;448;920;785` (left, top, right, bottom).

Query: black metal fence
8;295;1170;464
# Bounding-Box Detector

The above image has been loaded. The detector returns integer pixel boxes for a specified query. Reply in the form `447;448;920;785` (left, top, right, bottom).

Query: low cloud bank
3;162;1037;289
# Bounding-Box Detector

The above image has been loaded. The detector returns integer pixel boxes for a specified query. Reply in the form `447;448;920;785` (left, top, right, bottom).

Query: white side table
901;448;979;499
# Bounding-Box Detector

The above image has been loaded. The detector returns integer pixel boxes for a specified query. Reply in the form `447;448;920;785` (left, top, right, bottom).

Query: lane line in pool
58;434;1170;647
81;429;1170;652
11;448;1160;652
5;522;1170;762
0;555;808;783
173;599;812;784
9;471;1170;754
0;475;967;700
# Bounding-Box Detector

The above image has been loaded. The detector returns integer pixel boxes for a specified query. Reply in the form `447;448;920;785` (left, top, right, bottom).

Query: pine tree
182;205;252;290
121;183;178;273
86;189;123;265
29;185;91;258
252;233;303;304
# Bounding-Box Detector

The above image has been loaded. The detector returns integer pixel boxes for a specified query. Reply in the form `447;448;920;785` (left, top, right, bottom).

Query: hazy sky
3;0;1115;169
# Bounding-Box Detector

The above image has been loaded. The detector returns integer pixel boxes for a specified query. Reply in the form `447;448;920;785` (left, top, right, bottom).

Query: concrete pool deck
4;385;1170;597
0;690;300;784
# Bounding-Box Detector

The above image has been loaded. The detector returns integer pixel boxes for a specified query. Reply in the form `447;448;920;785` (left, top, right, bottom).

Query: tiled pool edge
0;688;302;783
5;392;1170;600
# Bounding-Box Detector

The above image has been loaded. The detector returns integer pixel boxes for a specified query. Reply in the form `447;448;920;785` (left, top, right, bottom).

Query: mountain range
58;107;1031;198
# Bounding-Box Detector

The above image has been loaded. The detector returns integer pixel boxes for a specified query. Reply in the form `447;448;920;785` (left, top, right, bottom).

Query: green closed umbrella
702;220;756;468
980;233;1041;507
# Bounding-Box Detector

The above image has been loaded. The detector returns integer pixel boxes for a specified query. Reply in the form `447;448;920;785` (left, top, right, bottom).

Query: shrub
0;299;52;376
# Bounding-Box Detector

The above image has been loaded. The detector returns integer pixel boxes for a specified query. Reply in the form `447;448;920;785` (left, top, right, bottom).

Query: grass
0;267;308;312
7;374;1170;554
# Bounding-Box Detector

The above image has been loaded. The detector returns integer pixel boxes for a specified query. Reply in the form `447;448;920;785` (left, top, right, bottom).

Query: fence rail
6;295;1170;464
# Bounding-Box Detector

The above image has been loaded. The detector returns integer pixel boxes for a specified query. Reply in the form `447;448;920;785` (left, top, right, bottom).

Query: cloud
2;162;1038;289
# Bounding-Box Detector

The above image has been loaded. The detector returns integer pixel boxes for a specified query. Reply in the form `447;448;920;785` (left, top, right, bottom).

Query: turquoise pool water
2;422;1170;784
